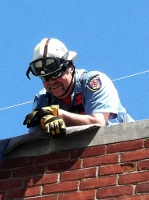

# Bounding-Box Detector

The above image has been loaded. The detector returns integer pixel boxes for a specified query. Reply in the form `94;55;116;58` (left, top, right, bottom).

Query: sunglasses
26;57;67;79
39;70;64;82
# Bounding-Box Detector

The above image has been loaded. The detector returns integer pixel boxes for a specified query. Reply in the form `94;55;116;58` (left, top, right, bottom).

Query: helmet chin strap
58;70;75;98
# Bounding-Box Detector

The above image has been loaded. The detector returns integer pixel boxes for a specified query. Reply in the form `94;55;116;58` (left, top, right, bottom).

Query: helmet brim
66;51;77;61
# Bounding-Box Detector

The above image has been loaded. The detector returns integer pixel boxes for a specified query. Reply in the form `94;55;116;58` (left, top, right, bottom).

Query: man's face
42;68;74;99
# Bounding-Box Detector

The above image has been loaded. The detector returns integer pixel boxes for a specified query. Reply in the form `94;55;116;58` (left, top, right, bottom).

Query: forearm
58;109;109;127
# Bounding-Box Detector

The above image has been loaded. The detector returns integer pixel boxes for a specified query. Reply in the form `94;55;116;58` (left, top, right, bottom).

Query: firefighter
23;38;134;137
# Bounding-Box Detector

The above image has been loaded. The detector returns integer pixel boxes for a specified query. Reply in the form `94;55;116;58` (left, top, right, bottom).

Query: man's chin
52;89;66;98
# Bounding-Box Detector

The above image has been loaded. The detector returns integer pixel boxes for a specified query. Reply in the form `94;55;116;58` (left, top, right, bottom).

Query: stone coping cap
1;120;149;160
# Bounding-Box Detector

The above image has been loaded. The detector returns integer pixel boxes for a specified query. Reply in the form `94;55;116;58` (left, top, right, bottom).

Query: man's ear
70;67;74;74
68;66;74;74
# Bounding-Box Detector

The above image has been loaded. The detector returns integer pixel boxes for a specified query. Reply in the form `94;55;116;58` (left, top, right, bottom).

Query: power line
112;69;149;81
0;69;149;111
0;101;33;111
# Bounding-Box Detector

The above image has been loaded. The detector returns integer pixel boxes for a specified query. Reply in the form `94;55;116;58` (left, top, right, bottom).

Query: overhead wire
112;69;149;82
0;101;33;111
0;69;149;111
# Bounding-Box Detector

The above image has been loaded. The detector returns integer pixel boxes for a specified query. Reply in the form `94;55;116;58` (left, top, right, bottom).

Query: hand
40;115;66;138
23;110;41;128
23;105;59;128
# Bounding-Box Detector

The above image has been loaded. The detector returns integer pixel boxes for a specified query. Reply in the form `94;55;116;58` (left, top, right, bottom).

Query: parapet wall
0;120;149;200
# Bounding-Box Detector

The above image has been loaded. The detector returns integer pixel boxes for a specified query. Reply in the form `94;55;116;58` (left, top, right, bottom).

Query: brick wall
1;135;149;200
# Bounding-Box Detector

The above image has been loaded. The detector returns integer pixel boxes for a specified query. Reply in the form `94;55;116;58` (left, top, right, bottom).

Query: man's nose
48;78;55;84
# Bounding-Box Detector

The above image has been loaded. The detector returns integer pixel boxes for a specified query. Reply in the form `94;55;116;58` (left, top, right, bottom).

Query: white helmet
26;38;77;79
32;38;77;61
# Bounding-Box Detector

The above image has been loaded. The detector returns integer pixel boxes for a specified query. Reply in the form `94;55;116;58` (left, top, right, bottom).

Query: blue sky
0;0;149;139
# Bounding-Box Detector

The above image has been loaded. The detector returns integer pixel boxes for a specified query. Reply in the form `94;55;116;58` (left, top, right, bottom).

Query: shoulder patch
86;75;102;91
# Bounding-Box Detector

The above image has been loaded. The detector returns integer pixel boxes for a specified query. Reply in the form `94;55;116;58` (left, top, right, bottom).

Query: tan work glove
23;105;59;128
40;115;66;138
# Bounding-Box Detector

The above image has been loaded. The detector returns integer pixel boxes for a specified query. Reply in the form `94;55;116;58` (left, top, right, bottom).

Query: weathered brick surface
43;181;78;194
107;140;144;153
24;174;58;186
1;137;149;199
0;192;5;200
77;145;106;158
34;152;70;165
138;160;149;170
0;170;11;180
97;185;134;198
59;190;96;200
46;159;82;173
121;149;149;162
0;179;23;190
0;157;34;170
61;167;96;181
12;165;45;178
100;164;122;175
83;153;119;167
26;196;58;200
7;186;41;199
100;163;136;176
80;176;117;190
136;182;149;193
119;171;149;184
100;198;116;200
118;194;149;200
145;139;149;148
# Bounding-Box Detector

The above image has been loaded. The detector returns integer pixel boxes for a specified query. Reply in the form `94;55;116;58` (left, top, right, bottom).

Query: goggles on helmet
26;57;67;79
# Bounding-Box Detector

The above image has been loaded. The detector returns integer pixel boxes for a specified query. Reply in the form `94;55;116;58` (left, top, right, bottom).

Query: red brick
12;165;45;178
26;195;58;200
43;181;78;194
0;192;5;200
97;185;133;198
0;179;22;190
71;145;106;159
121;149;149;162
136;182;149;193
119;171;149;184
120;163;136;173
107;140;144;153
35;165;46;174
100;163;136;176
25;186;42;197
70;148;85;159
46;159;82;173
34;152;70;165
0;157;34;169
0;170;11;180
12;166;34;178
100;198;116;200
7;186;41;198
145;139;149;148
61;168;96;182
24;174;58;186
60;190;95;200
80;176;116;190
100;164;122;175
83;154;119;167
118;194;149;200
138;160;149;170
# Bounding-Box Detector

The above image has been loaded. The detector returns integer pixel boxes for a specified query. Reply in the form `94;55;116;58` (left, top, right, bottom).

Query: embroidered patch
86;76;102;91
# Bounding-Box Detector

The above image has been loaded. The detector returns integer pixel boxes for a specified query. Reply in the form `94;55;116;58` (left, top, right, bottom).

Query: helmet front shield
26;57;66;79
